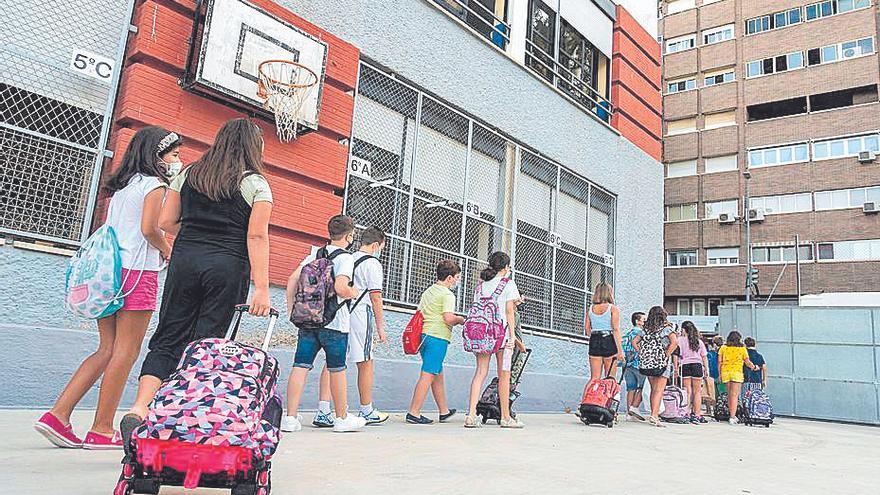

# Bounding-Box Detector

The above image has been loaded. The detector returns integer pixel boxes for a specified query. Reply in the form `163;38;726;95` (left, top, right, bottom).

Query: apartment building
660;0;880;316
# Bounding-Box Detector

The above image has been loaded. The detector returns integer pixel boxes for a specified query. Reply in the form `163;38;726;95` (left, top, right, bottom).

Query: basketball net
257;60;318;143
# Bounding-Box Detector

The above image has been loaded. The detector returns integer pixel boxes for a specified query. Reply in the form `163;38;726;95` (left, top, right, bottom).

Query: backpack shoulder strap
492;277;510;297
352;254;377;271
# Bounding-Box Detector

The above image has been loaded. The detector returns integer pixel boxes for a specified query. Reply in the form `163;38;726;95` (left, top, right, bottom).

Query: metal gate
343;62;617;337
720;304;880;424
0;0;135;245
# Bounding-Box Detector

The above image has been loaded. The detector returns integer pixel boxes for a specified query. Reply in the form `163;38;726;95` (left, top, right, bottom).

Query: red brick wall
100;0;359;285
611;5;662;161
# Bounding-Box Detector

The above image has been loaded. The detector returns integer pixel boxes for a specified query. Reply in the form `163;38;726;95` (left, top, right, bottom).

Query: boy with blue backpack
282;215;366;433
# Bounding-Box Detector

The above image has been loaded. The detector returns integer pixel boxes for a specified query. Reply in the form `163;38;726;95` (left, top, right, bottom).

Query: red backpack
402;310;424;355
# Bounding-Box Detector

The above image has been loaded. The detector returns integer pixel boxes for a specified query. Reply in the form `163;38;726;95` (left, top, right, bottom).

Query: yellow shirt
419;284;457;342
719;345;750;374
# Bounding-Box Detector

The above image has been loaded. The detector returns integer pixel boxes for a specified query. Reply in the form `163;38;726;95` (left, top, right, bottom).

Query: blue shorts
293;328;348;372
624;367;646;390
419;334;449;375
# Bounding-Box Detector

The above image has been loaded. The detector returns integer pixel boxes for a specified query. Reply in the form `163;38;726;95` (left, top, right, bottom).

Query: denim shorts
623;367;646;390
419;334;449;375
293;328;348;372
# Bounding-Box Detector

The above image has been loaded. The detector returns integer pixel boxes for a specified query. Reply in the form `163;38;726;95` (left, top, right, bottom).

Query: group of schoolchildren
609;304;768;427
33;118;769;453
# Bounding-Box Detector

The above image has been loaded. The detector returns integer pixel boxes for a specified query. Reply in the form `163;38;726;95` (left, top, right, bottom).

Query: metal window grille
344;62;616;336
0;0;134;244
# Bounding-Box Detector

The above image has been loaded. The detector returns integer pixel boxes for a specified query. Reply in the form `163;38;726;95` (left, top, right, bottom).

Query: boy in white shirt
312;227;389;427
282;215;365;433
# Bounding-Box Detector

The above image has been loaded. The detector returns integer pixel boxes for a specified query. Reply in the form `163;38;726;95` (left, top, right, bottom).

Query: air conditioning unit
858;151;876;164
864;202;880;214
748;208;766;222
718;213;737;224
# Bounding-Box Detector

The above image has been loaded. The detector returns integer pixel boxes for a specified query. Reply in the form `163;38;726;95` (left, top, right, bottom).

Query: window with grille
344;63;616;336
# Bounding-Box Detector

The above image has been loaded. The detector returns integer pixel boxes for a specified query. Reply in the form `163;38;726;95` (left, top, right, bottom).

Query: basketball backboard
185;0;328;133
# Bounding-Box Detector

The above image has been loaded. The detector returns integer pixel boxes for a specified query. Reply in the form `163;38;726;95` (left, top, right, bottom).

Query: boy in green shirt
406;260;465;424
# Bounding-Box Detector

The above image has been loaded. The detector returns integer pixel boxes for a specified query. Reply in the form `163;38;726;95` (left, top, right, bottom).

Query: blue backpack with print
64;225;125;319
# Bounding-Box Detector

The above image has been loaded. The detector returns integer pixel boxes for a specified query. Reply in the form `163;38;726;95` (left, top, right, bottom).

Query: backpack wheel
131;478;160;494
232;483;257;495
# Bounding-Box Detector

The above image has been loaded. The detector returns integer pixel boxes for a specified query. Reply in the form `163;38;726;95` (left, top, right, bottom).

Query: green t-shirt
419;284;457;342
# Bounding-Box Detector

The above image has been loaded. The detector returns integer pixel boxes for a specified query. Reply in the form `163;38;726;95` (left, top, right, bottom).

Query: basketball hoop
257;60;318;143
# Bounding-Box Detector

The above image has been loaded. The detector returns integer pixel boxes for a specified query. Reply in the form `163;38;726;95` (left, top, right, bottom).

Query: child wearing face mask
35;127;181;450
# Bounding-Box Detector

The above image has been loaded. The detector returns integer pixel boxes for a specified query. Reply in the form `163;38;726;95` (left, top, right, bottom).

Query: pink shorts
120;268;159;311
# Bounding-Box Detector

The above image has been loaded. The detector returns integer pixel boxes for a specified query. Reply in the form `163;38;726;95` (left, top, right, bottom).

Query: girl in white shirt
35;127;181;450
464;251;527;428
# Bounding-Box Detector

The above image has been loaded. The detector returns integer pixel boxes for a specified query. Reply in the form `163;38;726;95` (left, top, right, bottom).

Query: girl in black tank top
120;119;274;438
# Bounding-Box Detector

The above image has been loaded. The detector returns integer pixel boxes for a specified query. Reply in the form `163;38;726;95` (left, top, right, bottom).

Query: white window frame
666;118;697;136
815;186;880;211
704;67;736;86
749;193;813;215
745;7;803;36
752;244;815;265
812;133;880;161
808;37;876;68
702;24;734;45
817;238;880;263
748;143;810;168
692;299;707;316
704;154;738;174
805;0;872;23
707;247;740;266
667;249;698;267
666;160;697;178
677;298;692;315
704;110;737;130
704;199;738;220
746;51;805;79
667;77;697;94
667;0;697;15
665;203;698;222
666;34;696;54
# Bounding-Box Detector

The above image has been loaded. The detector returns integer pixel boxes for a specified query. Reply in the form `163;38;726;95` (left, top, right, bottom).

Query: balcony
431;0;511;49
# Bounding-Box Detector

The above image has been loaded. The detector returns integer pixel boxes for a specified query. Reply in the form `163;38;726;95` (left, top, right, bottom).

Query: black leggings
140;248;250;381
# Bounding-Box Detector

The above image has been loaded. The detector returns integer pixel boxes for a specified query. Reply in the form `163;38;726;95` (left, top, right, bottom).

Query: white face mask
161;159;183;177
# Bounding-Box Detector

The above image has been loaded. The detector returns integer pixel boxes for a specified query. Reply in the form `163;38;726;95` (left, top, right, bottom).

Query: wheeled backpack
117;305;282;495
476;348;532;424
741;388;774;427
577;359;627;428
660;385;690;423
290;246;346;329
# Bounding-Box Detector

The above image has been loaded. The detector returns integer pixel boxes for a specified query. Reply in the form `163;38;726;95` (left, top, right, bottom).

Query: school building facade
0;0;662;410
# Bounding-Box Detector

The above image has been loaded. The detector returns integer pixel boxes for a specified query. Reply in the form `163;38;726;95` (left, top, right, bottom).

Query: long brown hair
682;321;701;352
186;118;264;201
726;330;744;347
592;282;614;305
643;306;669;334
104;126;180;193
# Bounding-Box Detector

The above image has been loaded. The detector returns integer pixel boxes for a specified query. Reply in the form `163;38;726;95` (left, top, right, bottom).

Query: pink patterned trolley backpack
116;305;282;495
463;278;510;354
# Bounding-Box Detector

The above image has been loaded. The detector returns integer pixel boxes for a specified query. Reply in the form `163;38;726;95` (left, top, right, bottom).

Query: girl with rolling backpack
35;127;181;450
632;306;678;427
463;252;527;428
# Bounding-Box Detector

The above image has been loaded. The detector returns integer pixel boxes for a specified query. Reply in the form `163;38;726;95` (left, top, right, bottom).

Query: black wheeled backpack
476;348;532;424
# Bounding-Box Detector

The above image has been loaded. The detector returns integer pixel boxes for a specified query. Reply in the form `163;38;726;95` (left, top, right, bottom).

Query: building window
746;51;804;78
750;193;812;215
667;77;697;94
667;0;696;15
752;245;814;263
707;247;740;265
665;203;698;221
705;199;738;219
704;110;736;129
703;24;734;45
666;160;697;178
806;0;871;21
748;143;809;168
808;37;875;67
526;0;557;83
813;133;880;160
666;118;697;135
692;299;707;316
746;7;802;35
815;186;880;210
817;239;880;261
432;0;511;48
704;67;736;86
704;155;738;174
666;35;696;54
668;250;698;267
677;298;692;315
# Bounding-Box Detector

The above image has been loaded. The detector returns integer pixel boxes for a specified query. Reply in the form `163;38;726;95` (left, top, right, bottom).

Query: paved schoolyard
2;410;876;494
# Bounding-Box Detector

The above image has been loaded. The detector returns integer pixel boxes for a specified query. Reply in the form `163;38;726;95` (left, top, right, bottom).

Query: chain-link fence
0;0;133;244
345;62;616;336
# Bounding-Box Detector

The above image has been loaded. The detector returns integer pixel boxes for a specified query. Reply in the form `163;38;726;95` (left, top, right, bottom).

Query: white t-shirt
299;245;354;333
105;174;166;271
349;251;383;333
473;276;521;330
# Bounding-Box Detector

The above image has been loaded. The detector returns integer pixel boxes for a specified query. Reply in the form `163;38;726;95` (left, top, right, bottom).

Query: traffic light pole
744;170;752;302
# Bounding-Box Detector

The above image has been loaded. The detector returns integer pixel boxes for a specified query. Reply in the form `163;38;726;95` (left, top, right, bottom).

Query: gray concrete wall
719;304;880;425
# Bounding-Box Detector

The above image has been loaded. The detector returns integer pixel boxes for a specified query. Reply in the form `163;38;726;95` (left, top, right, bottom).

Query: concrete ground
2;410;877;494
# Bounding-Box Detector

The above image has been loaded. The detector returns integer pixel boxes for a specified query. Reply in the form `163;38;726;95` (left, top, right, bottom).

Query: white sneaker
628;406;646;421
333;414;367;433
280;415;303;432
728;417;740;426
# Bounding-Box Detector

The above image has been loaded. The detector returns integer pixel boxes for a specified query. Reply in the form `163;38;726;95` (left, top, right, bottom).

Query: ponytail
481;251;511;281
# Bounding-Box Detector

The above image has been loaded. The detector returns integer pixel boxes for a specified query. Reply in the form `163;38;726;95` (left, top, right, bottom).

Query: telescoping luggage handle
225;304;280;351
